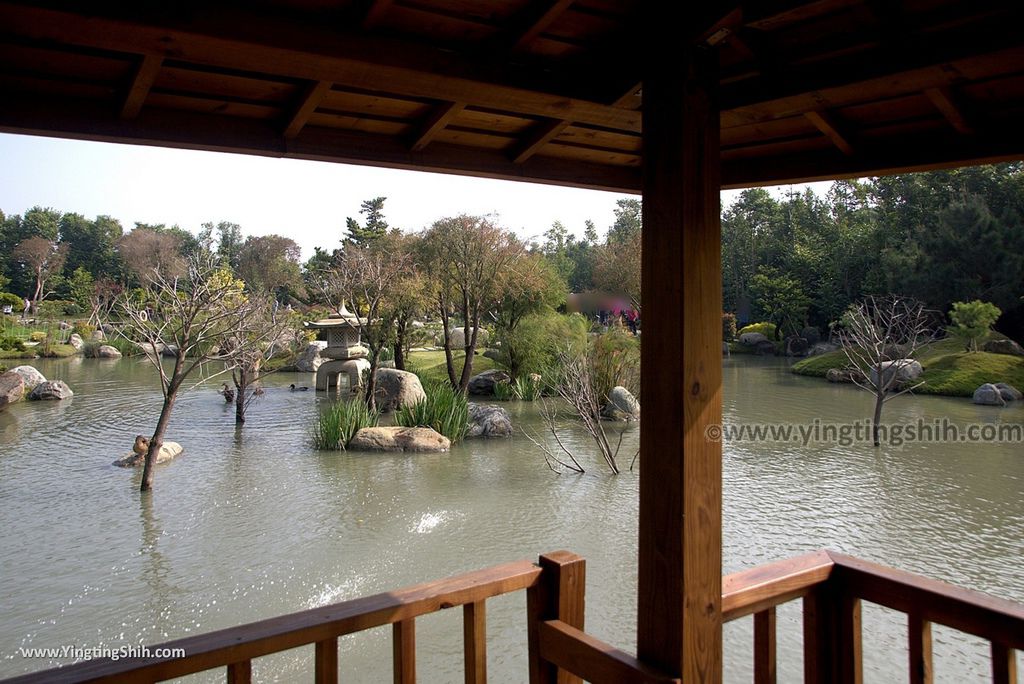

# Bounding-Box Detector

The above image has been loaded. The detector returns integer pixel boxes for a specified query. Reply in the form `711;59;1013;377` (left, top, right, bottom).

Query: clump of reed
311;399;379;450
395;381;468;443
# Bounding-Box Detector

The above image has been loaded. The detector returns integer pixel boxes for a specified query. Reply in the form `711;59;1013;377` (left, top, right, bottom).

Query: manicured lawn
406;349;496;386
791;335;1024;397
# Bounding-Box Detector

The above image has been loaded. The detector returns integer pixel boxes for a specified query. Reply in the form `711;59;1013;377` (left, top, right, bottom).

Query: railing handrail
1;557;544;684
722;550;834;621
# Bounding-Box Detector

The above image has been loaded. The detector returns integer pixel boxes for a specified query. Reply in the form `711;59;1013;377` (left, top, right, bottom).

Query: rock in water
96;344;122;359
994;382;1022;401
68;333;85;351
466;404;513;438
972;383;1006;406
467;369;511;396
28;380;73;401
295;341;329;372
8;365;46;391
348;427;450;452
603;386;640;421
373;369;426;411
113;441;184;467
0;371;26;410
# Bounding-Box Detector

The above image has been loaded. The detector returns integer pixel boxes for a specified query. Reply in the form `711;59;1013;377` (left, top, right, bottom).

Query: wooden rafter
502;0;575;53
283;80;333;139
804;110;854;156
361;0;395;31
925;87;974;135
510;119;570;164
409;101;464;152
612;83;642;110
121;54;162;119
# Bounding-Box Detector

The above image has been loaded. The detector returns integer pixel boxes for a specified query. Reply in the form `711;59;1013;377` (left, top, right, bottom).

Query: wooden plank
315;637;339;684
463;601;486;684
991;642;1017;684
0;554;545;684
511;119;571;163
804;110;855;156
803;587;836;684
121;54;162;119
526;551;585;684
0;3;641;133
284;80;333;139
907;614;933;684
722;550;834;622
393;619;416;684
753;608;776;684
924;87;974;135
637;9;722;680
227;660;252;684
410;101;465;152
537;620;681;684
503;0;575;52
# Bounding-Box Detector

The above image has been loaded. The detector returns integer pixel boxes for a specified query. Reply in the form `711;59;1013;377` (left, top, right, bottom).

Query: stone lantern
304;304;371;393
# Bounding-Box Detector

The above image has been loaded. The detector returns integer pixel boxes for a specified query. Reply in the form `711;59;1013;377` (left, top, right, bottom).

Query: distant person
626;308;639;335
22;298;30;317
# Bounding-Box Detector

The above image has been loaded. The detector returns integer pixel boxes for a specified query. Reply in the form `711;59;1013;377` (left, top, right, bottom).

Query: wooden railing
3;550;1021;683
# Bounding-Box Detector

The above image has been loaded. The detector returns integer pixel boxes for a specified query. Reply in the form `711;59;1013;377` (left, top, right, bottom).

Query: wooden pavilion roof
1;0;1023;193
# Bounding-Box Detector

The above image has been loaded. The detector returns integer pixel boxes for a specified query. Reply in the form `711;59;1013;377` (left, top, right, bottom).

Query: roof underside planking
1;0;1023;193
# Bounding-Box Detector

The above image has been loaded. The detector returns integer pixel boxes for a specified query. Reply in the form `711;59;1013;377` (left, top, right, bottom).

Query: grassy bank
791;335;1024;397
406;349;496;386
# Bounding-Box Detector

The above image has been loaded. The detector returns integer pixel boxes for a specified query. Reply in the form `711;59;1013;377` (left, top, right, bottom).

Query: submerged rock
113;441;184;467
466;404;513;438
603;386;640;421
972;383;1005;406
994;382;1022;401
96;344;122;359
8;365;46;391
29;380;73;401
0;371;26;410
348;427;450;452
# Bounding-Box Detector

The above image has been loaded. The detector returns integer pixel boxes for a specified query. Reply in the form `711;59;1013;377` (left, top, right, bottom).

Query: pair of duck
217;383;274;402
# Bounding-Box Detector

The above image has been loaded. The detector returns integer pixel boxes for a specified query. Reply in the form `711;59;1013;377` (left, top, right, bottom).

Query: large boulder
739;331;767;346
784;335;809;357
8;365;46;391
603;386;640;421
96;344;122;359
295;341;329;372
754;340;777;356
450;327;488;350
161;344;179;358
138;342;165;356
826;368;860;384
112;441;184;467
482;348;503;362
373;368;426;411
467;369;511;396
90;329;105;341
348;426;450;452
869;359;923;388
29;380;74;400
973;383;1006;406
466;404;513;438
0;371;26;410
808;342;839;357
995;382;1022;401
983;338;1024;356
68;333;85;351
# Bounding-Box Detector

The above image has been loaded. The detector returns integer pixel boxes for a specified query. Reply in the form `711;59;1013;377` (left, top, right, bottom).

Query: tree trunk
141;391;177;492
872;391;884;447
457;304;481;392
364;349;380;410
234;369;248;425
439;296;457;387
394;319;406;371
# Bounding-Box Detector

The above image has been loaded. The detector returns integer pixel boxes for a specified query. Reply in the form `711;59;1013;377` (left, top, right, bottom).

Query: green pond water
0;355;1020;682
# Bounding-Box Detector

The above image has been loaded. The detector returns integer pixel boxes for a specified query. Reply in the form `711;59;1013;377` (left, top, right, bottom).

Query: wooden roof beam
612;83;642;109
510;118;570;164
804;110;855;156
0;3;641;134
120;54;162;120
925;87;974;135
283;80;333;139
503;0;575;53
361;0;395;31
409;101;464;152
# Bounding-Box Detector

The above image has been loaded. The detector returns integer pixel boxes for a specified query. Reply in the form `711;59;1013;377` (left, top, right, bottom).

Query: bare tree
119;255;281;491
838;295;935;446
117;228;184;283
87;277;122;328
320;239;414;409
225;293;290;425
13;237;68;309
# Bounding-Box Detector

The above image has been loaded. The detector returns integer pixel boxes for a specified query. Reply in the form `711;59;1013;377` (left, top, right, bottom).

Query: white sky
0;132;823;260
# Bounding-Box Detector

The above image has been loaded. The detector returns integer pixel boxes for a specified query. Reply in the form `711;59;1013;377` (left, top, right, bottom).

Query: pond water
0;355;1021;682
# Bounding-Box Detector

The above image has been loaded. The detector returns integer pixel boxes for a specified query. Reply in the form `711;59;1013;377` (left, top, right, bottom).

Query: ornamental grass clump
312;399;379;450
396;381;468;443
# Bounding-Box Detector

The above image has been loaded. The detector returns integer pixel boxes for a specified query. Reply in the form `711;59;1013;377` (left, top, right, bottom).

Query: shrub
589;327;640;403
35;300;75;319
29;331;48;342
395;381;468;443
0;336;26;352
492;380;514;401
948;300;1001;352
494;310;588;380
738;321;777;339
72;321;96;338
311;399;379;450
0;292;23;312
512;374;542;401
722;313;737;341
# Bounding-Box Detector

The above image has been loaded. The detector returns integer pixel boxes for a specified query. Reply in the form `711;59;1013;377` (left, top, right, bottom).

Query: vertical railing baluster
226;660;252;684
804;583;862;684
754;607;776;684
991;642;1017;684
839;595;863;684
464;600;487;684
526;551;585;684
393;618;416;684
907;613;933;683
316;637;339;684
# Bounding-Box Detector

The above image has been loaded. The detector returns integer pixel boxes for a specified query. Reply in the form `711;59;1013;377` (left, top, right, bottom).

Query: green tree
948;300;1002;352
344;197;389;247
607;198;641;244
67;266;95;311
237;234;303;297
750;266;810;339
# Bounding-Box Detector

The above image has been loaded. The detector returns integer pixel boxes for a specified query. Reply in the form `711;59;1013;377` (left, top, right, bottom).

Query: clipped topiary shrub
738;321;778;339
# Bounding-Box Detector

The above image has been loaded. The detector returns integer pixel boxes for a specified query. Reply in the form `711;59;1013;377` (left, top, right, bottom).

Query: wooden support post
393;619;416;684
991;642;1017;684
463;600;487;684
754;607;777;684
315;637;339;684
637;7;723;682
527;551;586;684
907;613;933;684
803;584;862;684
226;660;252;684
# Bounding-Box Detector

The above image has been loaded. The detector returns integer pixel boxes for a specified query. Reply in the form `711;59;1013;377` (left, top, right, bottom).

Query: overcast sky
0;132;818;260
